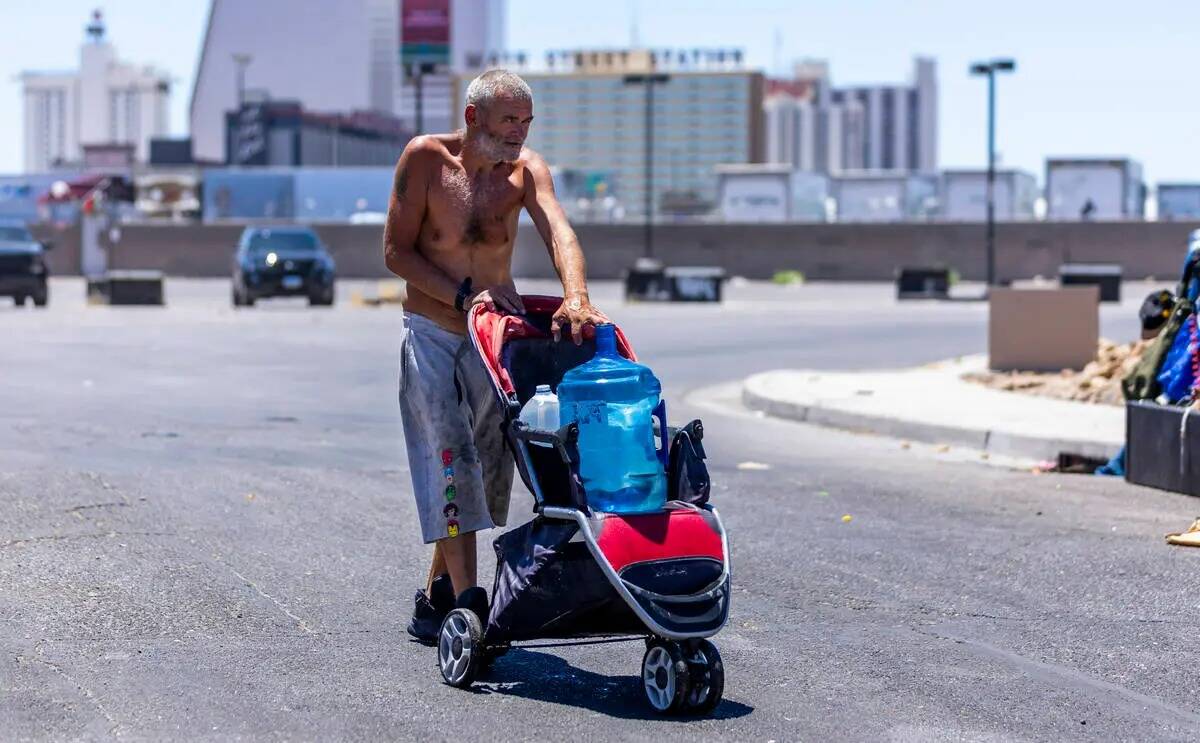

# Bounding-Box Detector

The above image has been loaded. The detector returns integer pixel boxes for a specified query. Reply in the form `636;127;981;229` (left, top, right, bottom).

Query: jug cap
535;384;552;393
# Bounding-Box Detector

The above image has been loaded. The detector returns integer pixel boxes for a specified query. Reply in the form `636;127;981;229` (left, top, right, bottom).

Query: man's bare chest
428;167;523;246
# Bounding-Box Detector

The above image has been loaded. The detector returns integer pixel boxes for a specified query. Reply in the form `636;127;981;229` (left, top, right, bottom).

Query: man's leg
436;531;477;597
426;542;447;595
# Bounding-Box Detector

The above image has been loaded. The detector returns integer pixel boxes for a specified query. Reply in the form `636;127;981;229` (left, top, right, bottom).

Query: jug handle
652;400;669;468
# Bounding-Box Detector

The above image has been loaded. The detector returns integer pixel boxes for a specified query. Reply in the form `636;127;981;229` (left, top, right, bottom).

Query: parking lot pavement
5;277;1200;740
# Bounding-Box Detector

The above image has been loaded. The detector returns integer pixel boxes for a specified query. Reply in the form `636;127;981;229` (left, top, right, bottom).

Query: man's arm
382;137;459;307
522;153;606;342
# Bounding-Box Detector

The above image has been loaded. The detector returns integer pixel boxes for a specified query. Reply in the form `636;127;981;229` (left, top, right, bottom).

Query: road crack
0;531;175;549
224;566;315;635
18;643;125;737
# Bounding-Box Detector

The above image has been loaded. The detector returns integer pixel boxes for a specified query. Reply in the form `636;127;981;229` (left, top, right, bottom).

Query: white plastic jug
519;385;559;447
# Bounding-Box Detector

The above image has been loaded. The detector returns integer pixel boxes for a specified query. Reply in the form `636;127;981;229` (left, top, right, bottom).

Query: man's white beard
469;126;520;162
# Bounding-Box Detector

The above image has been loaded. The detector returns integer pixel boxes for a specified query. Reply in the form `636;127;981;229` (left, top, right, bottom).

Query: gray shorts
399;312;514;544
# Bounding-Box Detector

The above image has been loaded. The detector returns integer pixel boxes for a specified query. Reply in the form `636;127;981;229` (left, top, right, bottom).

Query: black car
232;226;335;307
0;221;50;308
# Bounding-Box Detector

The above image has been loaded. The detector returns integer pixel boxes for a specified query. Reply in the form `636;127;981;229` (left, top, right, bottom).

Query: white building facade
190;0;505;164
20;12;170;173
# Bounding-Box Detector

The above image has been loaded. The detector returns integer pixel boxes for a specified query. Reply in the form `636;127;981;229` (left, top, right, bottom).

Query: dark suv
232;226;335;307
0;221;50;308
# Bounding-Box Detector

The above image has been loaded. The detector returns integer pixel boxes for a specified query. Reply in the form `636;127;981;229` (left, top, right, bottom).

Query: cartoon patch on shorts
441;448;453;466
444;485;456;501
443;502;459;518
443;466;454;484
446;519;460;538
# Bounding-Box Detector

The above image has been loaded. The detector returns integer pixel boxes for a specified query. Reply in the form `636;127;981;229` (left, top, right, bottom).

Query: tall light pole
623;72;670;260
406;62;437;134
232;53;252;108
970;58;1015;289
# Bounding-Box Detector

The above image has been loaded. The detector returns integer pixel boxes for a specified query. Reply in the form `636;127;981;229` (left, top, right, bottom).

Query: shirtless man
384;70;606;643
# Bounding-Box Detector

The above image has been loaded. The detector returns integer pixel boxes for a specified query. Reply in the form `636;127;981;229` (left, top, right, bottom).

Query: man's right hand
468;286;525;315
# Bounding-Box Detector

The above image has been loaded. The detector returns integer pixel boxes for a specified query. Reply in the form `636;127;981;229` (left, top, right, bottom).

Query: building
458;48;764;221
190;0;505;163
224;101;410;167
20;11;171;173
396;0;507;134
1045;158;1145;221
940;169;1037;221
764;57;936;176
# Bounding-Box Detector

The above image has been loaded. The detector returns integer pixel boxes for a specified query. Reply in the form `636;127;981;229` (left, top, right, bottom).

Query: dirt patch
963;338;1150;406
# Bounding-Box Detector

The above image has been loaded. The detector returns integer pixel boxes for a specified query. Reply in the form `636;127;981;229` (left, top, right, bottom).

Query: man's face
467;96;534;162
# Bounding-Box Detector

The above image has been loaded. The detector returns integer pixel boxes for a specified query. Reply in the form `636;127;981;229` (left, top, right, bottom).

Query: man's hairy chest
429;167;522;246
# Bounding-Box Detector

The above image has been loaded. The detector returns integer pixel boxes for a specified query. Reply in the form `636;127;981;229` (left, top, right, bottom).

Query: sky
2;0;1198;186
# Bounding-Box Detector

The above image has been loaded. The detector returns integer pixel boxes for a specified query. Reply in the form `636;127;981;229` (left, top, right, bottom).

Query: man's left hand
552;295;608;345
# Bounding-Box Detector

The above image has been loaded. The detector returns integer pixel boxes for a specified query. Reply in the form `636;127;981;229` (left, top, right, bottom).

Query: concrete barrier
28;219;1200;282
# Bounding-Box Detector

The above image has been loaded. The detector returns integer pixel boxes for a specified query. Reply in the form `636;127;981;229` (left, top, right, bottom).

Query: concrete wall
33;219;1200;282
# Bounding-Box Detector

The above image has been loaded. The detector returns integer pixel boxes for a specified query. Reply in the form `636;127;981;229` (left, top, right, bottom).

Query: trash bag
1124;249;1200;401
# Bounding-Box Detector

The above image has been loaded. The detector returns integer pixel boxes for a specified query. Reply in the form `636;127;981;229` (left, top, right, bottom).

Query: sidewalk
742;356;1124;462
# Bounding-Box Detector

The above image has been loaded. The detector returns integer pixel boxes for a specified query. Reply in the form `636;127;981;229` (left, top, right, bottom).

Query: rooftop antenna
773;29;782;76
630;0;640;48
86;8;106;43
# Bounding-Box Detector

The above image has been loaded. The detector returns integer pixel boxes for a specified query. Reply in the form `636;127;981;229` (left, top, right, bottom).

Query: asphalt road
3;278;1200;741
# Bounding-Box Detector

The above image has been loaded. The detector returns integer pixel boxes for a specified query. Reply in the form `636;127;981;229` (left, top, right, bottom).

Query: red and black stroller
434;296;731;714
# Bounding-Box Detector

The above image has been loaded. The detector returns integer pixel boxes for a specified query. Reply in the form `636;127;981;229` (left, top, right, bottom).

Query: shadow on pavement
473;647;754;721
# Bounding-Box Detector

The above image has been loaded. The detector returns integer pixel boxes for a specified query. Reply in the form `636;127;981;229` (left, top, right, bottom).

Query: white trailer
1045;158;1144;220
832;172;938;223
715;164;827;223
1157;184;1200;221
940;169;1037;221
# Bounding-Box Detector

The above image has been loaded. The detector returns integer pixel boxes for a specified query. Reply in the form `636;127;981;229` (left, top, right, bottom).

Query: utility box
1059;263;1122;303
988;286;1098;371
87;270;165;306
1126;401;1200;496
896;267;950;300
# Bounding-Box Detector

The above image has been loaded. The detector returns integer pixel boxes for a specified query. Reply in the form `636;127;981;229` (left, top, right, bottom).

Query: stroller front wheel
641;641;691;713
438;608;485;688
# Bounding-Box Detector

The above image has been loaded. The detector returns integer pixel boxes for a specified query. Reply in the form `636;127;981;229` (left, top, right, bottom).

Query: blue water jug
558;324;668;513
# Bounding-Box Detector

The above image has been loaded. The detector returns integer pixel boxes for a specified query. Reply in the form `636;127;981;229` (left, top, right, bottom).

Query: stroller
434;295;731;714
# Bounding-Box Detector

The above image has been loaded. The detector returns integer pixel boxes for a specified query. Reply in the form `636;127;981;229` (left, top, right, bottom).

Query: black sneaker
406;574;454;645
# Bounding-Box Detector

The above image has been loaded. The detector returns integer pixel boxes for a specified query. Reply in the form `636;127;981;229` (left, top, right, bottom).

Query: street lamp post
969;58;1015;290
623;72;670;261
406;62;438;134
232;53;252;108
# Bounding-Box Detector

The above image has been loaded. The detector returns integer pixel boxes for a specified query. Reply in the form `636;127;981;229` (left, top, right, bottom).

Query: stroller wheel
438;608;484;688
641;641;691;713
682;640;725;715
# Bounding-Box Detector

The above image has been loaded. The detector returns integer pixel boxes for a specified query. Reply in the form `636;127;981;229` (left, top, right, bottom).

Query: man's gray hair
465;69;532;113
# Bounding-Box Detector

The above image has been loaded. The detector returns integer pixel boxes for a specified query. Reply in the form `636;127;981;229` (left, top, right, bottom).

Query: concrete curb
742;369;1122;463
